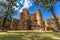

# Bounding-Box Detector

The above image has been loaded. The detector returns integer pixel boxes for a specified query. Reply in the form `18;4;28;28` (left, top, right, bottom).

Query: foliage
0;0;18;29
0;0;18;20
35;0;60;9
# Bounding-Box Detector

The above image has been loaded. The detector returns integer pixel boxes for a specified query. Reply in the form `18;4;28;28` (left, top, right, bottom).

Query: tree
0;0;18;30
35;0;60;30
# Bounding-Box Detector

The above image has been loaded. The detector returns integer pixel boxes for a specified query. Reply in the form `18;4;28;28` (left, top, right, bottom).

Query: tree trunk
2;16;7;30
50;7;60;30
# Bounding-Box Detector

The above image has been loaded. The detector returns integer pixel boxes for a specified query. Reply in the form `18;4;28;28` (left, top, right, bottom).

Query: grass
0;30;60;40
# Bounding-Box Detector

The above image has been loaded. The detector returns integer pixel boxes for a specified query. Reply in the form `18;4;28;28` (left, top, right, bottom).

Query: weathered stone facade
10;8;45;30
45;16;60;30
6;8;60;30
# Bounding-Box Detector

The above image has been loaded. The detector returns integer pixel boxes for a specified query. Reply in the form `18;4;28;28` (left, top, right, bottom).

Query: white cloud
20;0;24;5
19;0;33;12
13;6;19;11
16;3;19;6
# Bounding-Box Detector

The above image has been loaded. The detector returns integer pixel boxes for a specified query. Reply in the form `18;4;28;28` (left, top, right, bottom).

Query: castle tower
20;8;29;20
19;8;29;30
36;9;45;30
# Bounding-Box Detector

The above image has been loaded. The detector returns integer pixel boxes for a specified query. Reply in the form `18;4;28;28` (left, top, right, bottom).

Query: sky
0;0;60;20
13;0;60;21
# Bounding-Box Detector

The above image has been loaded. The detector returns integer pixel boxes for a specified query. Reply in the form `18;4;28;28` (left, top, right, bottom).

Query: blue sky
14;0;60;20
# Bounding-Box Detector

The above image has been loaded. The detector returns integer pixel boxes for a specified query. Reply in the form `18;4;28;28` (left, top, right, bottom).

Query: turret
36;9;45;30
36;9;43;26
20;8;29;20
22;8;29;14
20;8;29;30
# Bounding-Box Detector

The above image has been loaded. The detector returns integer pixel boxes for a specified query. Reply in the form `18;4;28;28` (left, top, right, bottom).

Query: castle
0;8;60;31
10;8;45;30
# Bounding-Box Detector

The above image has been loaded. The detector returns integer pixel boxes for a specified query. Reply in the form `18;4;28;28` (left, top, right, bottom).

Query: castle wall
36;10;45;30
17;9;45;30
46;17;60;30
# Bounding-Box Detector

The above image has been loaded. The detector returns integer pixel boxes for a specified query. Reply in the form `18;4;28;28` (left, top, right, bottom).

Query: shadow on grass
0;36;53;40
0;35;24;40
0;35;54;40
0;32;59;40
41;37;54;40
52;32;60;37
27;35;53;40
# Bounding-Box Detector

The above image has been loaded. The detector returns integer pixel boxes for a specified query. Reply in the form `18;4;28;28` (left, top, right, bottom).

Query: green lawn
0;30;60;40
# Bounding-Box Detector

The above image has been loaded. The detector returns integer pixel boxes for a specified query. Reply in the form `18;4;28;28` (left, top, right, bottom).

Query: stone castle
0;8;60;31
10;8;45;30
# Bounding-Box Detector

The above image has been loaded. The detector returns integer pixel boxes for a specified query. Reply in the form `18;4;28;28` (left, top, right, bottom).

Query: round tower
36;9;45;30
20;8;30;30
20;8;29;20
36;10;42;25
